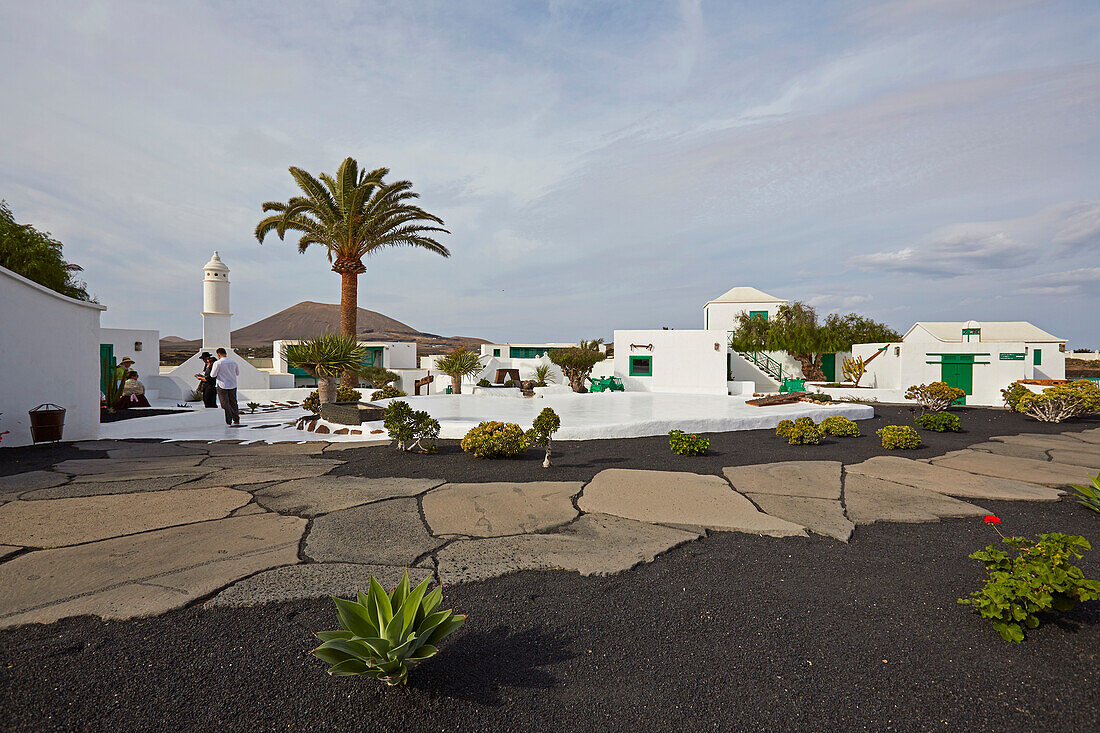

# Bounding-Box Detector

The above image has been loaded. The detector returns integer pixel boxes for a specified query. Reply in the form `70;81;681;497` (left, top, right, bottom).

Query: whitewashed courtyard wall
99;328;160;383
613;330;728;395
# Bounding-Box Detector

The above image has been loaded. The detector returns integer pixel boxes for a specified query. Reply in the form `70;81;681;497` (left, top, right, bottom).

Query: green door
99;343;114;395
940;354;974;404
821;353;836;382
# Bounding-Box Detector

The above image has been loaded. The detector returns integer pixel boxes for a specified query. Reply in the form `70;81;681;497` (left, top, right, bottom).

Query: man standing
194;353;218;408
209;347;241;426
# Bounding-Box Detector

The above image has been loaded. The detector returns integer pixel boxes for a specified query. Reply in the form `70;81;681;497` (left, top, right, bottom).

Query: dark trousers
216;387;240;425
202;384;218;408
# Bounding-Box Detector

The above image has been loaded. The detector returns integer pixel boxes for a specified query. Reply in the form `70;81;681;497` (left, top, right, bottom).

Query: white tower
201;251;232;350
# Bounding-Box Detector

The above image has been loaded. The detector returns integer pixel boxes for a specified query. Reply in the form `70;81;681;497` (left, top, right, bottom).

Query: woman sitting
116;371;152;409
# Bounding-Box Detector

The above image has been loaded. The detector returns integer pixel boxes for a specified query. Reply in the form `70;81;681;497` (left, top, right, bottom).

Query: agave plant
1069;473;1100;514
434;346;486;395
532;363;555;387
312;572;465;685
283;333;366;405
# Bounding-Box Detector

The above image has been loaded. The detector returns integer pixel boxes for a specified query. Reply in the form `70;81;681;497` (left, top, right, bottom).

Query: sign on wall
999;352;1025;360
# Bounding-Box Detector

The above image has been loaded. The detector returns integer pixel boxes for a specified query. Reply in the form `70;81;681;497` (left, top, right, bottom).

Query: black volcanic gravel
331;405;1100;483
1;499;1097;732
99;408;191;423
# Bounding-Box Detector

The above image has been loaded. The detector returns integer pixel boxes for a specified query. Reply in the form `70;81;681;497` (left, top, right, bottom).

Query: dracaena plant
312;572;465;685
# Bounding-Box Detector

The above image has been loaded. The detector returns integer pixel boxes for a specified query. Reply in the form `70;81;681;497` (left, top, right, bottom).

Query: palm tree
256;158;450;387
283;333;366;406
434;347;486;395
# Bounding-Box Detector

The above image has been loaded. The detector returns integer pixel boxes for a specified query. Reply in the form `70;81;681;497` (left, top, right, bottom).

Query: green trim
510;347;547;359
748;310;769;321
1033;349;1042;365
493;349;501;357
629;356;653;377
999;353;1025;360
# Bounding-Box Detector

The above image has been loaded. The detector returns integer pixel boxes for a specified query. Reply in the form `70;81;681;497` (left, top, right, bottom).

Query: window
748;310;768;321
493;349;501;357
629;356;652;377
1034;349;1042;366
510;347;547;359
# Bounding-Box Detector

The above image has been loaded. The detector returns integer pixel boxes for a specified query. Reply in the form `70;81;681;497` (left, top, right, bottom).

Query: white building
274;338;424;394
703;286;787;332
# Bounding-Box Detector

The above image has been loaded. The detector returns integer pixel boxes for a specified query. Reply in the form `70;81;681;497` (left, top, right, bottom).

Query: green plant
532;364;555;387
877;425;922;449
460;421;529;459
802;391;831;403
100;357;126;413
247;402;261;413
188;387;204;403
311;571;465;685
549;341;607;393
819;415;860;437
256;158;450;389
1015;380;1100;422
382;401;440;452
0;200;92;301
303;386;362;414
477;378;491;387
370;384;406;401
904;382;965;413
841;355;866;386
1068;473;1100;514
958;516;1100;642
360;365;400;389
669;429;709;456
785;416;824;445
502;379;515;388
434;347;487;395
284;334;367;405
916;411;961;432
775;419;795;438
526;408;561;467
1001;382;1030;411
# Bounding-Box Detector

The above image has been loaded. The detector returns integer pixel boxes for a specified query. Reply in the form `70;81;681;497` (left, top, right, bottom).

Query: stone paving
0;428;1096;628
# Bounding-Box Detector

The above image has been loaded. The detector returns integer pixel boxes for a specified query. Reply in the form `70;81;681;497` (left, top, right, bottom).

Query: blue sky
2;0;1099;346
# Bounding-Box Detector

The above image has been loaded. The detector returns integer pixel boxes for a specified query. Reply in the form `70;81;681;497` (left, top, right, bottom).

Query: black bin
29;403;66;443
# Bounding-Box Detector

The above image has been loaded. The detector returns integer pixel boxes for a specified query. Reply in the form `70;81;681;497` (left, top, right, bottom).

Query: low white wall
0;266;106;446
612;330;727;395
99;327;160;380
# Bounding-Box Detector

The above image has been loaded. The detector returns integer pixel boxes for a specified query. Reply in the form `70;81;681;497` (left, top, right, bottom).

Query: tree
360;365;400;389
729;302;900;381
526;407;561;468
434;347;486;394
283;333;366;405
549;341;607;393
255;158;450;388
0;201;92;301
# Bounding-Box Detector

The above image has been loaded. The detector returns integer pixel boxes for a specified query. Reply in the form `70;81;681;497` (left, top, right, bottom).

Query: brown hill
160;301;487;364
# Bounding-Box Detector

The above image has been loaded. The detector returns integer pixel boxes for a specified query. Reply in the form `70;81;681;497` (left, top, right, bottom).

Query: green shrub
526;408;561;467
877;425;922;449
311;571;465;685
1069;473;1100;514
383;401;440;452
370;384;406;401
916;411;961;432
359;365;400;389
775;419;795;438
1001;382;1030;411
958;519;1100;642
905;381;966;413
461;421;529;459
1015;380;1100;422
802;392;831;403
819;415;860;437
503;380;516;388
786;416;824;445
303;387;362;414
669;429;709;456
246;401;261;413
477;378;491;387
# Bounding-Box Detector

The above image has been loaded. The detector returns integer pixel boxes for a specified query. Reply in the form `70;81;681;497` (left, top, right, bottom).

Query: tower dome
203;250;230;281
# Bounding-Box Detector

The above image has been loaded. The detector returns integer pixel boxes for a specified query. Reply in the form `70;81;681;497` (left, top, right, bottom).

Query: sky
2;0;1099;346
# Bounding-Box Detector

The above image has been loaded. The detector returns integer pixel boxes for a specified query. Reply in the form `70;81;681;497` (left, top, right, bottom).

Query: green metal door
940;354;974;404
99;343;114;395
821;353;836;382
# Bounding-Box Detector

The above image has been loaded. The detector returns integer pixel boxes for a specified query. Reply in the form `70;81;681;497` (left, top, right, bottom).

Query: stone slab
0;488;251;547
723;462;842;499
436;513;702;585
578;469;805;537
423;481;582;537
1046;449;1100;472
106;443;208;459
0;545;21;561
201;455;345;469
229;502;269;517
846;456;1062;501
22;474;204;500
0;471;69;500
991;433;1098;448
305;498;443;566
844;474;987;525
745;495;853;542
70;468;214;484
1067;428;1100;444
254;476;442;517
0;513;305;627
53;456;208;475
929;450;1093;487
181;441;328;456
206;563;432;607
185;464;339;489
967;442;1052;462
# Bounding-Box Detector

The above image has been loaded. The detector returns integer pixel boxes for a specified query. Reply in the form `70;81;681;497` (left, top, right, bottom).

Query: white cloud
1017;267;1100;296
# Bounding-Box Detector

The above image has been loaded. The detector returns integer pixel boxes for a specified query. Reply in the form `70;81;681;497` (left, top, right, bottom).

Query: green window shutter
748;310;768;321
1033;349;1041;365
629;356;652;377
493;349;500;357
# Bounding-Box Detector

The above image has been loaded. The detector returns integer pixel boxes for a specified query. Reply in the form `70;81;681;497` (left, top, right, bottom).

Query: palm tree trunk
339;270;358;390
317;374;337;405
451;375;462;395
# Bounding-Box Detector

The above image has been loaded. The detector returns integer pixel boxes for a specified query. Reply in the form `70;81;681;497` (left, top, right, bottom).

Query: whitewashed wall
99;327;160;381
0;266;106;446
273;340;417;373
702;300;785;332
613;330;728;395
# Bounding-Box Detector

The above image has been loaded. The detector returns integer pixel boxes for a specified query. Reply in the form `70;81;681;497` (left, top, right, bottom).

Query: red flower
983;515;1001;525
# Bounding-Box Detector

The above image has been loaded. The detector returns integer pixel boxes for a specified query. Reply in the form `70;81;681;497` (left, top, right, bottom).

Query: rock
185;464;339;489
967;442;1053;462
578;469;805;536
206;563;432;607
21;474;206;500
1069;428;1100;444
422;481;582;537
0;471;69;501
305;498;443;566
744;495;853;541
229;502;268;517
105;443;207;459
1045;449;1100;471
53;456;207;475
0;488;251;547
69;467;213;484
184;441;327;456
255;477;443;517
200;455;344;469
844;474;987;524
723;461;842;499
315;425;330;434
990;433;1098;448
0;514;305;627
846;456;1062;501
929;450;1092;487
435;513;702;585
333;428;349;435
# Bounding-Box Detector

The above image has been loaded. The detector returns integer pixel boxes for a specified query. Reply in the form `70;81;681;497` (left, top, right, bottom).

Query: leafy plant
669;429;709;456
785;416;824;445
958;516;1100;642
101;357;126;413
1001;382;1030;411
841;355;866;386
877;425;922;449
905;382;966;413
0;200;92;301
1015;380;1100;422
460;421;529;459
549;341;607;393
434;347;487;395
526;408;561;467
532;364;555;387
370;384;406;401
247;402;261;413
916;411;961;432
503;380;515;388
382;400;440;452
802;392;831;403
476;378;491;387
188;387;204;402
303;386;362;414
311;571;465;685
819;415;860;437
775;419;795;438
360;365;400;389
284;334;367;405
1068;473;1100;514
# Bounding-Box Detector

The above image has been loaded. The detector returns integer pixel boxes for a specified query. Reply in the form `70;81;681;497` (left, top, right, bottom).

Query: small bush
526;408;561;467
246;401;261;413
1001;382;1030;411
877;425;922;450
477;378;491;387
819;415;860;437
1015;380;1100;423
916;411;961;432
775;419;795;438
802;392;831;403
669;429;709;456
383;401;440;452
370;384;406;401
359;365;400;389
905;382;966;413
461;421;529;459
786;416;824;445
503;380;516;388
303;387;362;414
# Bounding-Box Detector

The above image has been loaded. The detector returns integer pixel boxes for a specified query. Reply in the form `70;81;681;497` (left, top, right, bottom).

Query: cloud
1017;267;1100;296
851;232;1031;277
